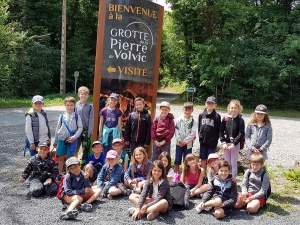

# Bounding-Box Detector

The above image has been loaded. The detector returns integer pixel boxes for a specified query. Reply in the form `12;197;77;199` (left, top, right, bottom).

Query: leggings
223;143;240;179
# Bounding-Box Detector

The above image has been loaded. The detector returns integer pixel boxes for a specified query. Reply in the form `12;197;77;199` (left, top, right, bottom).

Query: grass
0;93;93;109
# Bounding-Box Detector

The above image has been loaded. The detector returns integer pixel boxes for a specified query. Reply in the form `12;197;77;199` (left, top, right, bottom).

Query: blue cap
32;95;44;103
109;93;119;100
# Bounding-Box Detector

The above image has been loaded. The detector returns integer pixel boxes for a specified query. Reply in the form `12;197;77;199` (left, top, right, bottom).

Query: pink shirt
186;171;199;185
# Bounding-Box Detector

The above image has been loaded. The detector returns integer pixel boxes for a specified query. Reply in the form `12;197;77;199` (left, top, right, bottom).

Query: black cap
206;96;217;104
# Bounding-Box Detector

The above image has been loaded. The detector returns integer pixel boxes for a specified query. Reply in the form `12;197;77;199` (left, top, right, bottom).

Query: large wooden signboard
92;0;164;156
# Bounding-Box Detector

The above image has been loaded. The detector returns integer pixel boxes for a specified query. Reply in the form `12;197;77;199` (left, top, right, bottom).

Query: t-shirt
118;151;129;168
85;153;106;166
167;168;174;179
152;179;164;199
104;169;112;182
100;108;123;128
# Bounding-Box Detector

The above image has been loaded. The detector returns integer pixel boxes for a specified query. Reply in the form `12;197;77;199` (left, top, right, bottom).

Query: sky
153;0;171;10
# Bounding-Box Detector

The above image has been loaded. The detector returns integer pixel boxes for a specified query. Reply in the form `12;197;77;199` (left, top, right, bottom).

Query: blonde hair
248;113;271;126
131;147;148;176
227;99;243;115
249;152;265;165
182;154;200;183
64;96;76;105
78;86;90;94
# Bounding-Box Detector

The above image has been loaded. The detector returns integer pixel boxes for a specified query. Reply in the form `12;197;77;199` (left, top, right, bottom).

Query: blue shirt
85;153;106;165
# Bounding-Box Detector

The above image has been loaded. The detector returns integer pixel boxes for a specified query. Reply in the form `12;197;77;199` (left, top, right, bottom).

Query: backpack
56;175;66;200
223;115;245;149
169;181;190;210
247;170;271;207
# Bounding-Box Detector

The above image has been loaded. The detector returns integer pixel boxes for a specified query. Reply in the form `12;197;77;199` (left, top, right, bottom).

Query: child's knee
73;195;83;203
214;209;225;219
246;205;259;214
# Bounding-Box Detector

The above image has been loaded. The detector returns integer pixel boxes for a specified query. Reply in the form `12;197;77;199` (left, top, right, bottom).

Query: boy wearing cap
19;142;58;197
174;102;197;173
198;96;221;171
84;141;106;185
151;101;175;160
99;93;123;155
75;86;94;160
25;95;51;156
60;157;102;220
124;97;151;155
97;150;124;199
112;138;129;173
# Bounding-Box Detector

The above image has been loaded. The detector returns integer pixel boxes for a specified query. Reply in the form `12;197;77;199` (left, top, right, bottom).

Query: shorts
91;165;100;181
211;196;233;215
199;145;216;160
174;145;192;165
63;191;94;204
248;192;265;207
185;184;196;189
56;139;74;157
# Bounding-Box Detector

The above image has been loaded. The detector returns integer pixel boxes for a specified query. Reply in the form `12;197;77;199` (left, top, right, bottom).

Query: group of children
20;89;272;220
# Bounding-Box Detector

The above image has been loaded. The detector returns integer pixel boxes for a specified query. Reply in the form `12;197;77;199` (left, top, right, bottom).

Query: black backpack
248;170;271;207
169;181;190;210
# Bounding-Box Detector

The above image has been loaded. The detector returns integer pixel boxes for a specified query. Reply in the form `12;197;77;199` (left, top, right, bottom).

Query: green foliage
284;169;300;183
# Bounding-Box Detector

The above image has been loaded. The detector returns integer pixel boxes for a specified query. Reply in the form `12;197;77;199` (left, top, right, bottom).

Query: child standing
245;104;272;160
25;95;51;156
54;96;83;177
128;160;172;221
84;141;106;185
158;152;174;182
60;157;102;220
234;153;270;213
124;97;151;154
180;154;208;197
151;101;175;161
75;86;94;160
96;150;124;199
198;96;221;172
195;160;238;219
98;93;123;155
219;99;245;178
174;102;197;173
124;147;151;193
19;142;58;197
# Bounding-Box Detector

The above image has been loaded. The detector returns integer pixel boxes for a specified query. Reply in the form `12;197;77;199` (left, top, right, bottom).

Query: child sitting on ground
84;141;106;185
206;153;220;184
128;160;172;221
25;95;51;156
195;160;238;219
60;157;102;220
234;153;270;213
158;152;174;182
19;142;58;197
151;101;175;160
181;154;208;197
96;150;124;199
124;147;151;193
174;102;197;173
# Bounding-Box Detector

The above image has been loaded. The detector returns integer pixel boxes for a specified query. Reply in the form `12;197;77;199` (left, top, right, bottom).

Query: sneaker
107;194;113;200
81;202;93;212
117;183;127;195
128;207;136;215
195;204;205;214
59;210;78;220
147;212;159;221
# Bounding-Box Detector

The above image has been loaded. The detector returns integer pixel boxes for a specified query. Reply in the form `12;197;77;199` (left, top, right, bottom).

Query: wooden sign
92;0;164;157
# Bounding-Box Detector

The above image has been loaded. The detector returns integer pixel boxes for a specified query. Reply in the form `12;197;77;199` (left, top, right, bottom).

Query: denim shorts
199;145;216;160
56;139;74;157
174;145;192;165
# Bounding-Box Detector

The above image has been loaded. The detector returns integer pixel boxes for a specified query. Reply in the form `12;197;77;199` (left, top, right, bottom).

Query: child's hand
132;209;142;220
45;178;52;185
160;140;166;146
178;140;186;147
89;161;94;164
98;136;102;141
53;143;57;148
245;196;254;203
154;140;160;147
190;188;195;197
19;177;25;183
126;141;130;145
140;205;147;214
87;134;91;138
30;143;36;150
131;179;137;184
227;144;234;150
67;136;75;143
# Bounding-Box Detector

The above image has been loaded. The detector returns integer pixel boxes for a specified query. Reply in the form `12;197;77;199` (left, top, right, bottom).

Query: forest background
0;0;300;110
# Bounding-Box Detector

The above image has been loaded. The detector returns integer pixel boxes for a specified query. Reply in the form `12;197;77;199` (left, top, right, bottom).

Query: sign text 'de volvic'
101;0;159;82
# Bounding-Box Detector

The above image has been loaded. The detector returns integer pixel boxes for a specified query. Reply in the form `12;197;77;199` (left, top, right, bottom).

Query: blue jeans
29;141;39;157
199;145;216;160
174;145;192;165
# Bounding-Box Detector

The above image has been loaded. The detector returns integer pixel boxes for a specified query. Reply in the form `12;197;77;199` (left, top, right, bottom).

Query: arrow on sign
107;66;116;73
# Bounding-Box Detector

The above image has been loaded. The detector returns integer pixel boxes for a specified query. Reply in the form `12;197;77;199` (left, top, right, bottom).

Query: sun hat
254;104;267;114
106;150;119;159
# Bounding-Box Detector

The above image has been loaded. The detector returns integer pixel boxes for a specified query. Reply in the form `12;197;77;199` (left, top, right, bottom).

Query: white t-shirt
152;179;164;199
167;168;175;179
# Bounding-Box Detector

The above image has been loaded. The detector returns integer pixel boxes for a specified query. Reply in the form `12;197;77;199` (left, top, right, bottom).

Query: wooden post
60;0;67;94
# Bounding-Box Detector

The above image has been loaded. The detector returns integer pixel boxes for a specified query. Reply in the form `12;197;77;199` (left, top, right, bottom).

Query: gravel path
0;94;299;224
